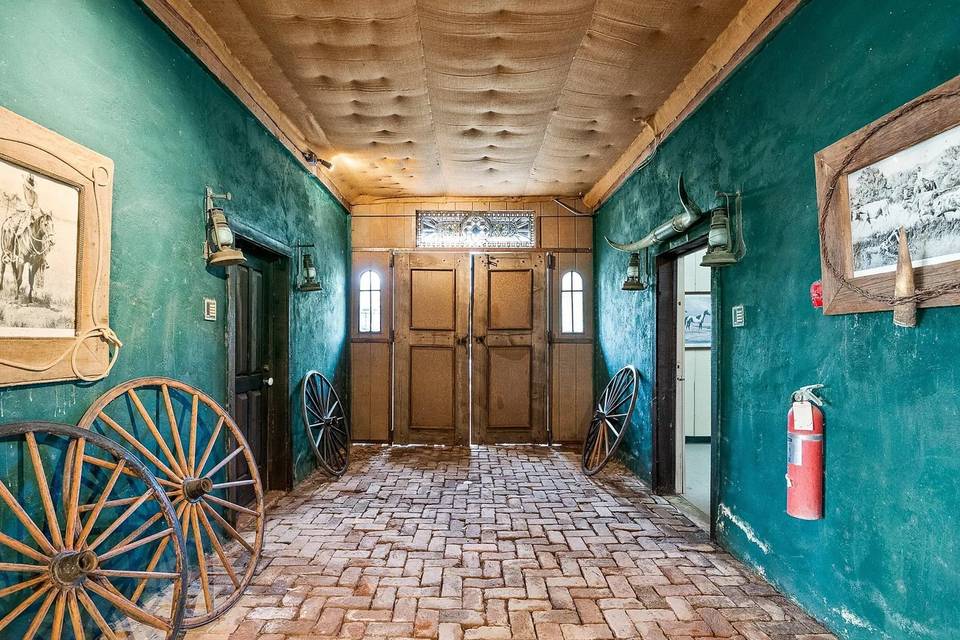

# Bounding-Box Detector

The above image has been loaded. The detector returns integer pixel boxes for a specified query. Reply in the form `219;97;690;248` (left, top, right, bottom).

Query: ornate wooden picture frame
815;75;960;315
0;106;117;386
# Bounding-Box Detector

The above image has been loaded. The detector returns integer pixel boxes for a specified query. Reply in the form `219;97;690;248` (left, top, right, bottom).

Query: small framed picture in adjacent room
683;293;712;348
0;106;116;386
815;75;960;315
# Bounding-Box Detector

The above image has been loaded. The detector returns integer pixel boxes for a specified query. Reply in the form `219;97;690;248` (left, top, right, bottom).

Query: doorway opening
653;243;715;526
227;238;292;494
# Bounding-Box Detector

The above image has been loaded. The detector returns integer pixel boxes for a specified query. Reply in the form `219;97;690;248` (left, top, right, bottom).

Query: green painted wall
595;1;960;638
0;0;349;484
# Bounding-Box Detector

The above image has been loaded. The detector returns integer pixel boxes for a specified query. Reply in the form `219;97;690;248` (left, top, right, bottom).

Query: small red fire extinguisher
786;384;824;520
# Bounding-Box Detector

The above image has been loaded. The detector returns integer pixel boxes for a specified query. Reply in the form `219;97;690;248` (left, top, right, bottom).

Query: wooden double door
394;252;547;445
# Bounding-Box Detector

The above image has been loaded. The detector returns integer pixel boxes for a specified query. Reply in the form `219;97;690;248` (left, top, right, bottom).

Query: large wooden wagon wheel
582;365;639;476
302;371;350;476
0;421;187;639
75;377;265;627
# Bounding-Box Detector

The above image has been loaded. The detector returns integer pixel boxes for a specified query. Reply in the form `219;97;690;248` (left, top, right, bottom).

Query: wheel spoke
22;585;57;640
0;531;49;564
98;527;175;562
205;494;259;517
0;581;52;632
76;587;118;640
201;501;254;553
0;479;56;556
189;394;199;474
211;479;256;490
50;590;66;640
128;388;186;478
190;504;214;613
86;578;171;631
64;437;87;550
132;500;186;604
195;416;225;478
203;446;244;480
93;569;180;580
162;383;191;475
24;432;64;549
0;574;48;598
77;458;126;547
82;454;180;488
98;411;180;481
88;491;151;552
67;590;85;640
197;503;240;588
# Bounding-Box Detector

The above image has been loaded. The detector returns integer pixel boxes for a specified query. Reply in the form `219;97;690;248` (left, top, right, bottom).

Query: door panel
232;250;270;503
394;252;470;444
473;253;547;444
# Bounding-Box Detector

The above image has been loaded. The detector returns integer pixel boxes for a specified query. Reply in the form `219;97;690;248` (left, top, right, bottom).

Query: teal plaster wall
0;0;349;485
595;1;960;638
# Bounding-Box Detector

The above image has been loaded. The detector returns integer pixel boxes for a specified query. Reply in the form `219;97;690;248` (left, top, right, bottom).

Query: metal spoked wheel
582;365;639;476
0;421;187;639
302;371;350;477
74;377;265;627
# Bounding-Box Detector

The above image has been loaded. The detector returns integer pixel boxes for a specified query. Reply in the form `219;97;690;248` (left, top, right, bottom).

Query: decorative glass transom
416;210;536;248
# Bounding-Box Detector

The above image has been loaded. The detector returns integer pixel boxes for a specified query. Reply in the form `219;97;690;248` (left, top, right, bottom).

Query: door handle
475;335;486;345
455;336;468;346
265;377;274;387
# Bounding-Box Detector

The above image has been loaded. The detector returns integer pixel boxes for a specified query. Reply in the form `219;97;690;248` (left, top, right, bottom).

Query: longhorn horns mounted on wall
604;174;710;253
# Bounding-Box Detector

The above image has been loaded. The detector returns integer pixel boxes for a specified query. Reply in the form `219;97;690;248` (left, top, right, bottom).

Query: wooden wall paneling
350;342;391;441
549;342;594;442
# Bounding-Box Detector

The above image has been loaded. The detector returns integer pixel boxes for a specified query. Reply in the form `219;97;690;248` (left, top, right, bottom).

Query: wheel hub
50;550;98;587
183;476;213;502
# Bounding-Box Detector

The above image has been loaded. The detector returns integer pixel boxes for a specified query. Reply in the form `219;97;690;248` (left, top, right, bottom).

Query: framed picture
683;293;711;348
815;75;960;315
0;106;115;386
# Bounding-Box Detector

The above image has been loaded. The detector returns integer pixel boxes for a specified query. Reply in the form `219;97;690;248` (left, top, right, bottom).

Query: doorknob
265;377;274;387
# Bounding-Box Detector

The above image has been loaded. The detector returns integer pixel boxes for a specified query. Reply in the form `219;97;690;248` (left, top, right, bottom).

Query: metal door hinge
547;330;554;344
547;254;556;269
388;253;395;267
389;329;395;342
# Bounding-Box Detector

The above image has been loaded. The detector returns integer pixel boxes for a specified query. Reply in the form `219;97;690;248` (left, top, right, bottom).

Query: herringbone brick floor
185;445;835;640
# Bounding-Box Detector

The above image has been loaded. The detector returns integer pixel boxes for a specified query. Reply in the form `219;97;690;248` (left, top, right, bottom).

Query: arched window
359;270;381;333
560;271;584;334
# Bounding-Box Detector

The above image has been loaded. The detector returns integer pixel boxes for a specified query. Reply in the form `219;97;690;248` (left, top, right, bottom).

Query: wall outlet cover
732;304;745;327
203;298;217;321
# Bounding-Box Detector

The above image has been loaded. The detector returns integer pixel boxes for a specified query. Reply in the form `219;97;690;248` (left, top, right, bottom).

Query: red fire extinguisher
786;384;824;520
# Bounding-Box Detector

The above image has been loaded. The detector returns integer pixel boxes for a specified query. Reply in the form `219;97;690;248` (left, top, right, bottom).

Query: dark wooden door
232;248;272;504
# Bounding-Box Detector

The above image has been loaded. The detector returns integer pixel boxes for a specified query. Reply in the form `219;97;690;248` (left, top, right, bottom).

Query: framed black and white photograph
0;158;80;337
816;75;960;315
683;293;711;347
0;106;115;386
848;123;960;277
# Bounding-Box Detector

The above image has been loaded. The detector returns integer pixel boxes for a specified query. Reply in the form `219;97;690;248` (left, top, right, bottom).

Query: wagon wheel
74;377;265;627
302;371;350;477
0;421;186;639
582;365;639;476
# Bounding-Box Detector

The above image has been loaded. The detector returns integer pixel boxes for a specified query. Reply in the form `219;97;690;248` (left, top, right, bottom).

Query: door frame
226;234;292;492
652;239;719;530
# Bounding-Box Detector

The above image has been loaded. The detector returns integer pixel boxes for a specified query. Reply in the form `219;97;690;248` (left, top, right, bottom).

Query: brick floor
185;445;836;640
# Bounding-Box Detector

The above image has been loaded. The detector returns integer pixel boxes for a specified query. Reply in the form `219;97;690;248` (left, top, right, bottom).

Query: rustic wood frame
815;76;960;315
0;107;114;386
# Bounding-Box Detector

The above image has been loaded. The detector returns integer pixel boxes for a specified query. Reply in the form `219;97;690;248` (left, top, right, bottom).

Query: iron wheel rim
302;371;350;477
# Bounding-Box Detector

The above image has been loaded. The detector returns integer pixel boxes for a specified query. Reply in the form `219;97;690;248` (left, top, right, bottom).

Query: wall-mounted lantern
296;243;322;292
622;251;646;291
204;187;245;267
701;192;744;268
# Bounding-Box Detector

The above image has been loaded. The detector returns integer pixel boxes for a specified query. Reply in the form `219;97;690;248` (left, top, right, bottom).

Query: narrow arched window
359;270;381;333
560;271;584;334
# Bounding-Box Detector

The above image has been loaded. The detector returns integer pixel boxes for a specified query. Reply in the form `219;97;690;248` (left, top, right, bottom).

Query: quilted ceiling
191;0;749;199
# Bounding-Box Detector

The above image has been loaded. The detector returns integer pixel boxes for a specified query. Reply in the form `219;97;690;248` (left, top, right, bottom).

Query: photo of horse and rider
0;157;78;337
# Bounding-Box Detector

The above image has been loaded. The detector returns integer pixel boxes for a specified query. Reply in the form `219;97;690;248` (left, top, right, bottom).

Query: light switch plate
203;298;217;321
731;304;745;327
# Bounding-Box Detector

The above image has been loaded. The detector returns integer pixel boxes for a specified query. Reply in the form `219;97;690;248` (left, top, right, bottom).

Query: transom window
560;271;584;334
359;270;381;333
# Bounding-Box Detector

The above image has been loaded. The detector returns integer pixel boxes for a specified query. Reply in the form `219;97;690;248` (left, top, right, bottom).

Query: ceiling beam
140;0;355;210
583;0;805;209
